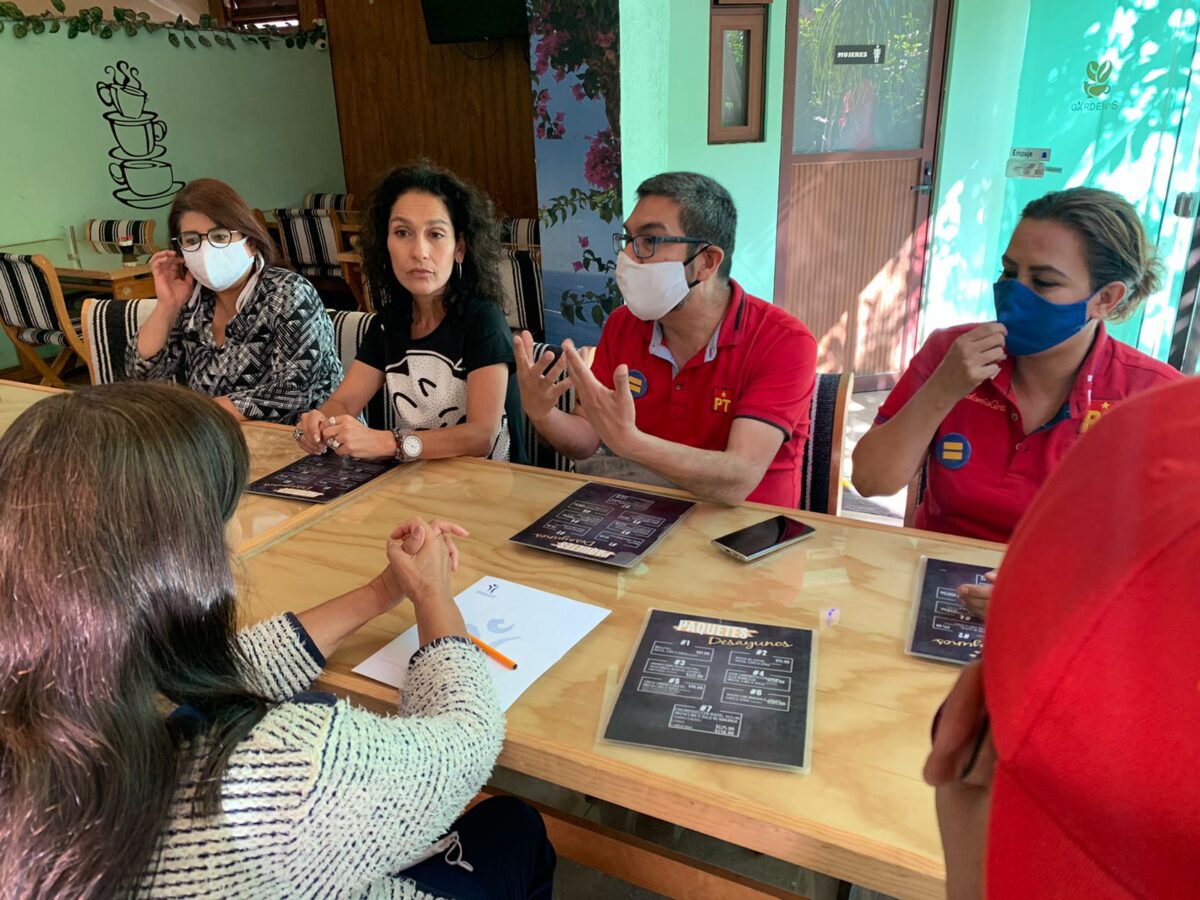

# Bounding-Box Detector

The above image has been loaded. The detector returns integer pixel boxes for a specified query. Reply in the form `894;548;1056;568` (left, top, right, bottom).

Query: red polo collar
989;322;1112;419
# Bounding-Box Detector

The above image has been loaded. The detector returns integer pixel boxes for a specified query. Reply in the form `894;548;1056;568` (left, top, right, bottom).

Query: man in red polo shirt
515;172;817;507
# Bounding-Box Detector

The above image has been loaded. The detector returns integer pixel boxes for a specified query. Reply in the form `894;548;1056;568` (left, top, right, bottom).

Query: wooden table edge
312;665;945;900
234;436;425;560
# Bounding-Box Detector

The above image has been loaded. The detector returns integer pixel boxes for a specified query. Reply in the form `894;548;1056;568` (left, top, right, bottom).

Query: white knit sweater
138;614;505;898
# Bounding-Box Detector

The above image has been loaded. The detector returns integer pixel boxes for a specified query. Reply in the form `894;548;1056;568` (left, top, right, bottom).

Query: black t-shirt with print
357;295;525;463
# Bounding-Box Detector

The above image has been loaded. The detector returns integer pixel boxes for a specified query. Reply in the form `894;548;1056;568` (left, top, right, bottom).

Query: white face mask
615;252;694;321
183;238;254;292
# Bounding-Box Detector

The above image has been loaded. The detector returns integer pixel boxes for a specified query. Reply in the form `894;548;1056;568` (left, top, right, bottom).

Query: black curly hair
361;159;506;317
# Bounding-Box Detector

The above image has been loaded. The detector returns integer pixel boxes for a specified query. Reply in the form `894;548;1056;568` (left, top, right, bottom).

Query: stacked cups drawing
98;61;181;208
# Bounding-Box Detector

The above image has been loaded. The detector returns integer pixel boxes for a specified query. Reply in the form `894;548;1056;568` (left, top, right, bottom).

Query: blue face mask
993;278;1091;356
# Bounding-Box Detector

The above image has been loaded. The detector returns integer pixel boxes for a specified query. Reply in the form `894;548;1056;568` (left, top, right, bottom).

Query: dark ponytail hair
0;383;269;898
361;159;506;318
1021;187;1161;321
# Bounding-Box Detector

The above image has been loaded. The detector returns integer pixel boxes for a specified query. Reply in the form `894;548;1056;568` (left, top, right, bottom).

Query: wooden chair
84;218;157;253
331;210;372;312
903;460;928;528
499;217;544;341
327;309;392;431
272;207;342;280
304;192;354;211
0;253;88;387
80;297;158;384
799;371;855;516
523;341;577;472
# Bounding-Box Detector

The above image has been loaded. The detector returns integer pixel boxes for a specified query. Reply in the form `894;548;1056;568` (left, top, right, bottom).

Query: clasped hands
513;330;643;457
370;516;469;609
295;410;392;459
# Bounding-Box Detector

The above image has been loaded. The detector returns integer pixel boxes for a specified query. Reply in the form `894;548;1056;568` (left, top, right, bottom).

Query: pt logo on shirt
936;433;971;470
1080;399;1114;434
626;369;648;399
712;387;733;414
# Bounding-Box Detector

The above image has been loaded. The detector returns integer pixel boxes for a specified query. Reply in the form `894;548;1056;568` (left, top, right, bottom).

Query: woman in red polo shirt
852;187;1181;553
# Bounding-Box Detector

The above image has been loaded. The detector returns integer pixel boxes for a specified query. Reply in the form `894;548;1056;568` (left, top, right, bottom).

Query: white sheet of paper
352;576;611;710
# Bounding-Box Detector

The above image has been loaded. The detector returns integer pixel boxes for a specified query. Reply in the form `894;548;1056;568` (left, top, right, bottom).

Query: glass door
776;0;952;383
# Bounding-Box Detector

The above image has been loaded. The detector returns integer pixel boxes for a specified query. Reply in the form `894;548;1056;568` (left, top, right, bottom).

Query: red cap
984;377;1200;896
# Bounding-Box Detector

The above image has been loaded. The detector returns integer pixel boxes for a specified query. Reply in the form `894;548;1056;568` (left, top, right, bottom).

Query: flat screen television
420;0;528;44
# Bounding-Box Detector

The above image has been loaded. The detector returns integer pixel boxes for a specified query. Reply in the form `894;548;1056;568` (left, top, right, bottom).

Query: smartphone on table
711;515;815;563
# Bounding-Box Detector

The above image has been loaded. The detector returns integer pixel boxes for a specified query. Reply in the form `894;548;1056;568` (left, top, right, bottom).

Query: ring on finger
328;416;338;426
292;426;302;441
327;438;341;451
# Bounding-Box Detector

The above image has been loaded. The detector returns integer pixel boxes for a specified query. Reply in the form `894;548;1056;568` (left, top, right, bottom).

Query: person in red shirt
516;172;817;507
853;187;1181;551
924;378;1200;898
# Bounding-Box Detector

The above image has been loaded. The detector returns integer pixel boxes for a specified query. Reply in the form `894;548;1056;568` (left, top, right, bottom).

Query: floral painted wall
528;0;622;345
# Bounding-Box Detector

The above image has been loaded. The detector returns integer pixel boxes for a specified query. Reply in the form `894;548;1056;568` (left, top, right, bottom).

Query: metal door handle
911;160;934;193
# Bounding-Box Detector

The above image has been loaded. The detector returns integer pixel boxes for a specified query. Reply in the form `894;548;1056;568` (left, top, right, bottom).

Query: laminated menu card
246;453;397;504
604;610;817;772
906;557;991;664
509;482;695;568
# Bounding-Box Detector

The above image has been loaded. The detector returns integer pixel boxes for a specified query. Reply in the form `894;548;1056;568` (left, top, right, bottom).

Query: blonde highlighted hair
1021;187;1161;321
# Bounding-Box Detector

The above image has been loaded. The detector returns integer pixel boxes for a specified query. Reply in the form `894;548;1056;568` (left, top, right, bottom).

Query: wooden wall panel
325;0;538;218
779;158;921;374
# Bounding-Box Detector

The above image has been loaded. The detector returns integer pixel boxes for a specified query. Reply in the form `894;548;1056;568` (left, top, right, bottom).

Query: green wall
997;0;1199;353
924;0;1199;360
0;28;344;368
921;0;1031;337
619;0;787;302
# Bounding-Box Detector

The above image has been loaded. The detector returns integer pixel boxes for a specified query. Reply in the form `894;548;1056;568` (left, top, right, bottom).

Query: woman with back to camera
130;177;343;424
852;187;1182;613
294;160;526;465
0;382;554;898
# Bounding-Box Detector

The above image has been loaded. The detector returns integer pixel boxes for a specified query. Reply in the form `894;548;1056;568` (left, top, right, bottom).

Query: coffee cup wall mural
96;60;182;209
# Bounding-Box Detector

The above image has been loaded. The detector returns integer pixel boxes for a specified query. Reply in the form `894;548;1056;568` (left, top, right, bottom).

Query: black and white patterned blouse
128;263;343;425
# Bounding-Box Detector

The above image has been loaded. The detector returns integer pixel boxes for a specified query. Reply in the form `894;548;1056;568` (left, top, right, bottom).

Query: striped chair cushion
275;209;342;276
0;253;57;332
327;309;392;431
82;297;158;384
799;372;844;514
499;247;544;341
85;218;154;252
524;342;575;472
297;263;343;279
500;217;540;246
16;326;70;348
304;192;352;211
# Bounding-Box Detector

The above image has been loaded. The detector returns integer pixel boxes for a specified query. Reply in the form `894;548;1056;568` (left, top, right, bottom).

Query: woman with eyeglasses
129;178;343;424
294;160;525;464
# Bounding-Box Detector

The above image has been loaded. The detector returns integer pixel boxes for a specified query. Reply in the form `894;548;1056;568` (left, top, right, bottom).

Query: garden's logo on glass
1083;59;1113;98
1072;58;1118;112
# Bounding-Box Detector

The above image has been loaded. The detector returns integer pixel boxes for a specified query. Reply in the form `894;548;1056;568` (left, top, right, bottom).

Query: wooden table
237;457;1004;899
0;381;377;556
1;238;154;300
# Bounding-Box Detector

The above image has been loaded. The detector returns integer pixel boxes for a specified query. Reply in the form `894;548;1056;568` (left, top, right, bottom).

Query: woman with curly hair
296;161;525;463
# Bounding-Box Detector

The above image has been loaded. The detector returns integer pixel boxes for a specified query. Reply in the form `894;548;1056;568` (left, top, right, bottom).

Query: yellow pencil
470;635;518;670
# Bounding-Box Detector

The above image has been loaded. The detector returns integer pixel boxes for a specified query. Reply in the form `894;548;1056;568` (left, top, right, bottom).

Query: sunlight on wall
922;0;1031;339
927;0;1199;361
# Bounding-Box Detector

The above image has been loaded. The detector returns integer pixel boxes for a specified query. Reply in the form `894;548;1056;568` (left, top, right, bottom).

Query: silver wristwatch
393;429;423;462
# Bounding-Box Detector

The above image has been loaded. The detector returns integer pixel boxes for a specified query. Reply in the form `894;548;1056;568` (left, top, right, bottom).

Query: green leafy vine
539;186;621;227
0;3;327;48
560;248;620;326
